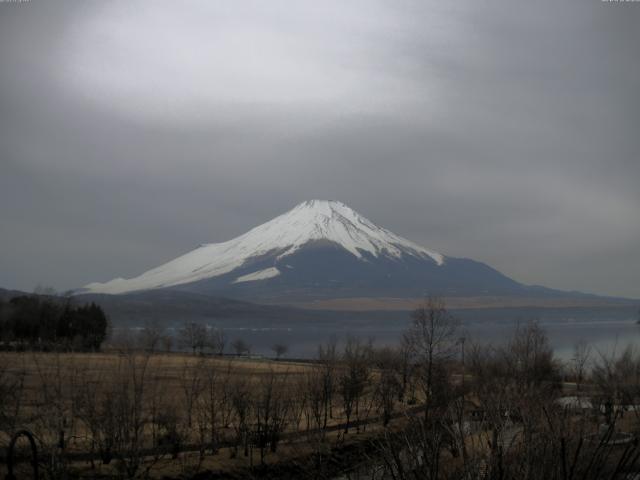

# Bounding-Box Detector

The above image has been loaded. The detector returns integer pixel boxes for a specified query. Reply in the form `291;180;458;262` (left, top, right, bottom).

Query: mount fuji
80;200;563;303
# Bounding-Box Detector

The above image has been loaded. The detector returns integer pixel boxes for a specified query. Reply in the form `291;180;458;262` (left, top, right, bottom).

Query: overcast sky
1;0;639;298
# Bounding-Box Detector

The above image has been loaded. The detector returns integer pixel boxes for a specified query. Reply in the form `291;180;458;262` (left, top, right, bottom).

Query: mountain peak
291;199;353;216
260;200;442;262
298;199;344;207
82;200;444;294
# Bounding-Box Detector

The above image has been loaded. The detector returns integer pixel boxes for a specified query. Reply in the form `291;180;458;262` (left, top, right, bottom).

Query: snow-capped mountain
82;200;526;300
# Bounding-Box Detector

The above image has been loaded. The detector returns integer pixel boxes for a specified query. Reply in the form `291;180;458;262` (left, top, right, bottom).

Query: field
3;318;640;480
0;349;410;479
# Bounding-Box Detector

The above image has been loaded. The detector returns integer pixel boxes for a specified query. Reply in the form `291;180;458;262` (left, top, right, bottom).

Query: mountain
76;290;324;326
79;200;598;303
0;287;28;301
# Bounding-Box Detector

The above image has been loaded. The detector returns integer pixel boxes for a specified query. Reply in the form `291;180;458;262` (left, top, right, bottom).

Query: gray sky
1;0;639;298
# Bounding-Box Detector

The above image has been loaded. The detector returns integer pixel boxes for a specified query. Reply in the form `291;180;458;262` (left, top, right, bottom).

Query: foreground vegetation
2;298;640;479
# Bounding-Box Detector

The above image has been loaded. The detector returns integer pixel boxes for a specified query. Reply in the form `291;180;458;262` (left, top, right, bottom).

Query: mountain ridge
79;200;624;303
81;200;446;295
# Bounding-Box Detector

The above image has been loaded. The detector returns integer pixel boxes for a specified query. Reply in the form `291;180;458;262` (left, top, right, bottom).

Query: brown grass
0;350;404;479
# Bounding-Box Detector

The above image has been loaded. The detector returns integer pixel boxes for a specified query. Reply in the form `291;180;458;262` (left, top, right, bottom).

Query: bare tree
395;337;413;403
114;351;154;478
139;319;165;353
372;416;449;480
288;374;308;435
74;363;122;467
178;357;206;429
205;328;226;355
404;297;458;421
571;339;592;392
302;368;326;434
75;350;158;478
271;343;288;360
339;336;372;434
466;322;560;473
506;320;557;392
195;358;231;455
178;322;207;355
231;338;251;356
317;336;338;425
0;353;26;437
592;344;640;425
161;334;173;353
31;351;81;479
372;347;402;426
252;368;292;463
229;377;252;458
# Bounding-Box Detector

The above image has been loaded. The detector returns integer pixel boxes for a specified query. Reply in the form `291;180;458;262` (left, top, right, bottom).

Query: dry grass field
0;349;409;479
3;319;639;480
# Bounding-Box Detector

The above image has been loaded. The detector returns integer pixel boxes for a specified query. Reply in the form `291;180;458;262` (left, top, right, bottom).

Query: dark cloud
1;0;638;298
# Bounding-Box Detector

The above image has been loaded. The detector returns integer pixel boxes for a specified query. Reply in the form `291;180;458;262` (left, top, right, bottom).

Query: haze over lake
118;306;640;361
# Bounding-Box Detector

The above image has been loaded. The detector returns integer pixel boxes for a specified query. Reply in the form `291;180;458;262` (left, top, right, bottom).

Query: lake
221;317;640;362
121;305;640;363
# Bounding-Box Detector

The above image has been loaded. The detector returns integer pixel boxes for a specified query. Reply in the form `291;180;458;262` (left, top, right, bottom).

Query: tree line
119;319;289;359
0;295;109;351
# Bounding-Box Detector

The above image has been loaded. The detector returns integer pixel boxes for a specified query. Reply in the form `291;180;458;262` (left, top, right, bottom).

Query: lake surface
121;305;640;362
221;318;640;362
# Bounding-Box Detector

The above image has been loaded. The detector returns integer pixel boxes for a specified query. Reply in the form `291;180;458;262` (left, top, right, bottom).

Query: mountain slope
83;200;444;294
81;200;565;301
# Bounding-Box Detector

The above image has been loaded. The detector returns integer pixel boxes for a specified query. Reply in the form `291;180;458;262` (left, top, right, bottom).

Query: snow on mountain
233;267;281;284
82;200;444;294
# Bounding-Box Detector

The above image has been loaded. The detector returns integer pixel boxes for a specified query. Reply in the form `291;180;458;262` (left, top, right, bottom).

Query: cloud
56;1;446;123
0;0;638;298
